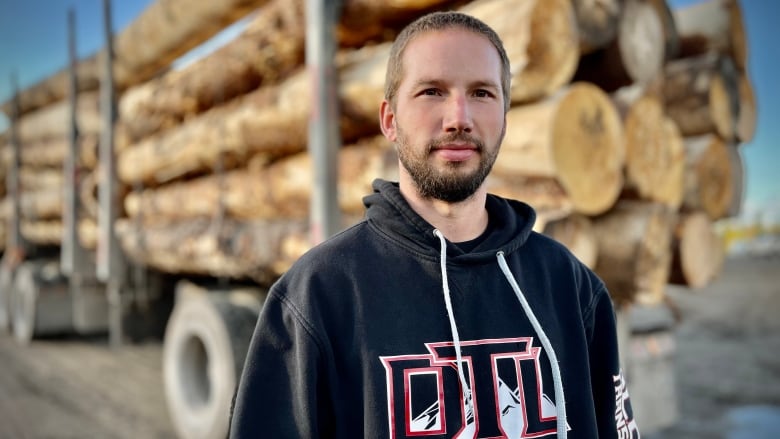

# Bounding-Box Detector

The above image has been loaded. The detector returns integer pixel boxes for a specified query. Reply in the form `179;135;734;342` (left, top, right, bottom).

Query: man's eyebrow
409;78;500;90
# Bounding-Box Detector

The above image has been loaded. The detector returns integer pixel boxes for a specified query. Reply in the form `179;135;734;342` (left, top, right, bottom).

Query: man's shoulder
279;219;373;278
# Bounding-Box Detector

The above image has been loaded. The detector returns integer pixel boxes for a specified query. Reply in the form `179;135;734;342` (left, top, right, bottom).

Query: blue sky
0;0;777;223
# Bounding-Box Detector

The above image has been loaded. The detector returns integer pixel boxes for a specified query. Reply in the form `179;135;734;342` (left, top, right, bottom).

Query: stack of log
0;0;756;304
0;0;284;257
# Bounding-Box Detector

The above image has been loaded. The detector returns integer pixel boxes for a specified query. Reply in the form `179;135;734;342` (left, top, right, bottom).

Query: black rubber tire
163;292;259;439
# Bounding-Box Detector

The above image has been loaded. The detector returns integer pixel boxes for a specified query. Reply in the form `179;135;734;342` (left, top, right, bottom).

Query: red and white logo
380;337;566;439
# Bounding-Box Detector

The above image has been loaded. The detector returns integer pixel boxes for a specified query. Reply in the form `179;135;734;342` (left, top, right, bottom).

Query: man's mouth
432;144;478;161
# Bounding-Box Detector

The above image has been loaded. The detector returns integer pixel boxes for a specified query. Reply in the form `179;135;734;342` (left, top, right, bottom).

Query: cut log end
683;134;734;220
552;83;624;215
669;212;724;288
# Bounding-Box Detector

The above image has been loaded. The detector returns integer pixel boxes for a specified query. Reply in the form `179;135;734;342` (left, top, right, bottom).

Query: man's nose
443;94;473;133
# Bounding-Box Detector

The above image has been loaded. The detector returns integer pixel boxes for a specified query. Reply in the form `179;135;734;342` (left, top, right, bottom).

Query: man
230;11;639;438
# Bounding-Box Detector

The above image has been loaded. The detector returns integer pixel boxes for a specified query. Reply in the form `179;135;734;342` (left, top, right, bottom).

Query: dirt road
0;335;175;439
0;254;778;438
648;254;780;438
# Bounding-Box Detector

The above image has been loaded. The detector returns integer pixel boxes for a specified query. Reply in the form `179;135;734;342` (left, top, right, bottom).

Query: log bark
338;0;462;46
462;0;579;104
123;136;396;223
663;53;739;141
493;82;624;215
20;187;62;221
612;87;684;208
117;0;578;154
115;216;359;284
571;0;624;54
78;218;98;251
118;0;307;145
2;0;272;117
20;220;62;246
543;213;598;269
682;134;733;220
574;0;665;92
117;74;308;185
669;211;724;288
672;0;747;71
15;92;101;144
20;168;63;192
591;200;675;306
736;73;756;143
18;135;98;169
0;58;99;120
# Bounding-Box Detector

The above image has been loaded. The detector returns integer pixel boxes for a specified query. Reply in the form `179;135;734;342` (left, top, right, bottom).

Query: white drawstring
497;250;567;438
433;229;474;422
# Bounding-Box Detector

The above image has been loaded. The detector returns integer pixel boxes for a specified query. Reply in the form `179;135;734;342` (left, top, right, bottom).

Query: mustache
429;132;484;151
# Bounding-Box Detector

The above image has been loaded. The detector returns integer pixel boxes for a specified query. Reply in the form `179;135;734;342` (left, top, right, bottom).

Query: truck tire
163;290;260;439
0;265;13;333
11;260;71;345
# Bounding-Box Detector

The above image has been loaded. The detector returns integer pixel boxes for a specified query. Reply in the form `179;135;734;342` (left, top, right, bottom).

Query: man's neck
399;178;489;243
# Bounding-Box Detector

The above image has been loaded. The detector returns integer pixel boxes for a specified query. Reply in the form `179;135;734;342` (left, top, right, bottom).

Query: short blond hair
384;11;511;112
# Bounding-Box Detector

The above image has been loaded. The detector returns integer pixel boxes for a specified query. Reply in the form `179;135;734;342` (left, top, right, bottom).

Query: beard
396;128;502;203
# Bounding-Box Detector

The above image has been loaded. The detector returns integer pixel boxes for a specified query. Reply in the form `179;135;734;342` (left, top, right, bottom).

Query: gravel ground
0;253;778;438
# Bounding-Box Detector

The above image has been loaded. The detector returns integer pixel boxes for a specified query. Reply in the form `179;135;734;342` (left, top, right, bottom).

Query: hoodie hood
363;179;537;262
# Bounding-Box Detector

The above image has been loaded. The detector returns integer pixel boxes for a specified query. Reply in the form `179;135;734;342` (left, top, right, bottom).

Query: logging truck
0;0;755;437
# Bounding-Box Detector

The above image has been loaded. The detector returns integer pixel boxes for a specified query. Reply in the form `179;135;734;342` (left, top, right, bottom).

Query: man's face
380;29;506;203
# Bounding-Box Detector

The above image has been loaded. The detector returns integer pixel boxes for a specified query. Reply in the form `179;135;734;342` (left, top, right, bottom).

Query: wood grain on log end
669;212;724;288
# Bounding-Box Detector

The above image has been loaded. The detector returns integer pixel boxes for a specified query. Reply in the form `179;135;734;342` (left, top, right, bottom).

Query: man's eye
422;89;440;96
474;90;492;98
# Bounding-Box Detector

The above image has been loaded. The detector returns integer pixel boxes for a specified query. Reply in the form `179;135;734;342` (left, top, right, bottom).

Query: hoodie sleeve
229;288;333;438
585;287;641;438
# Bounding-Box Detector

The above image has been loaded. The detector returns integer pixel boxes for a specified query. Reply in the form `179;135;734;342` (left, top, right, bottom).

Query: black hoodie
230;179;639;438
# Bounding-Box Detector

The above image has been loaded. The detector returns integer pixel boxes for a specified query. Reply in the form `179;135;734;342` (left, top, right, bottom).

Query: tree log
15;92;101;144
462;0;579;104
493;82;624;215
16;135;98;169
123;136;396;223
682;134;733;220
663;53;739;141
543;213;598;269
338;0;461;46
669;211;724;288
114;216;366;284
20;168;63;192
591;200;675;306
571;0;624;54
484;175;574;229
736;73;756;143
20;220;62;246
672;0;747;71
78;218;98;251
20;187;62;221
574;0;665;92
613;87;684;208
118;0;307;145
2;0;272;117
117;74;308;185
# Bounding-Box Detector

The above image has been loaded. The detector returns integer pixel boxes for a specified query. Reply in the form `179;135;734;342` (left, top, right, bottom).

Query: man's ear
379;100;397;142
